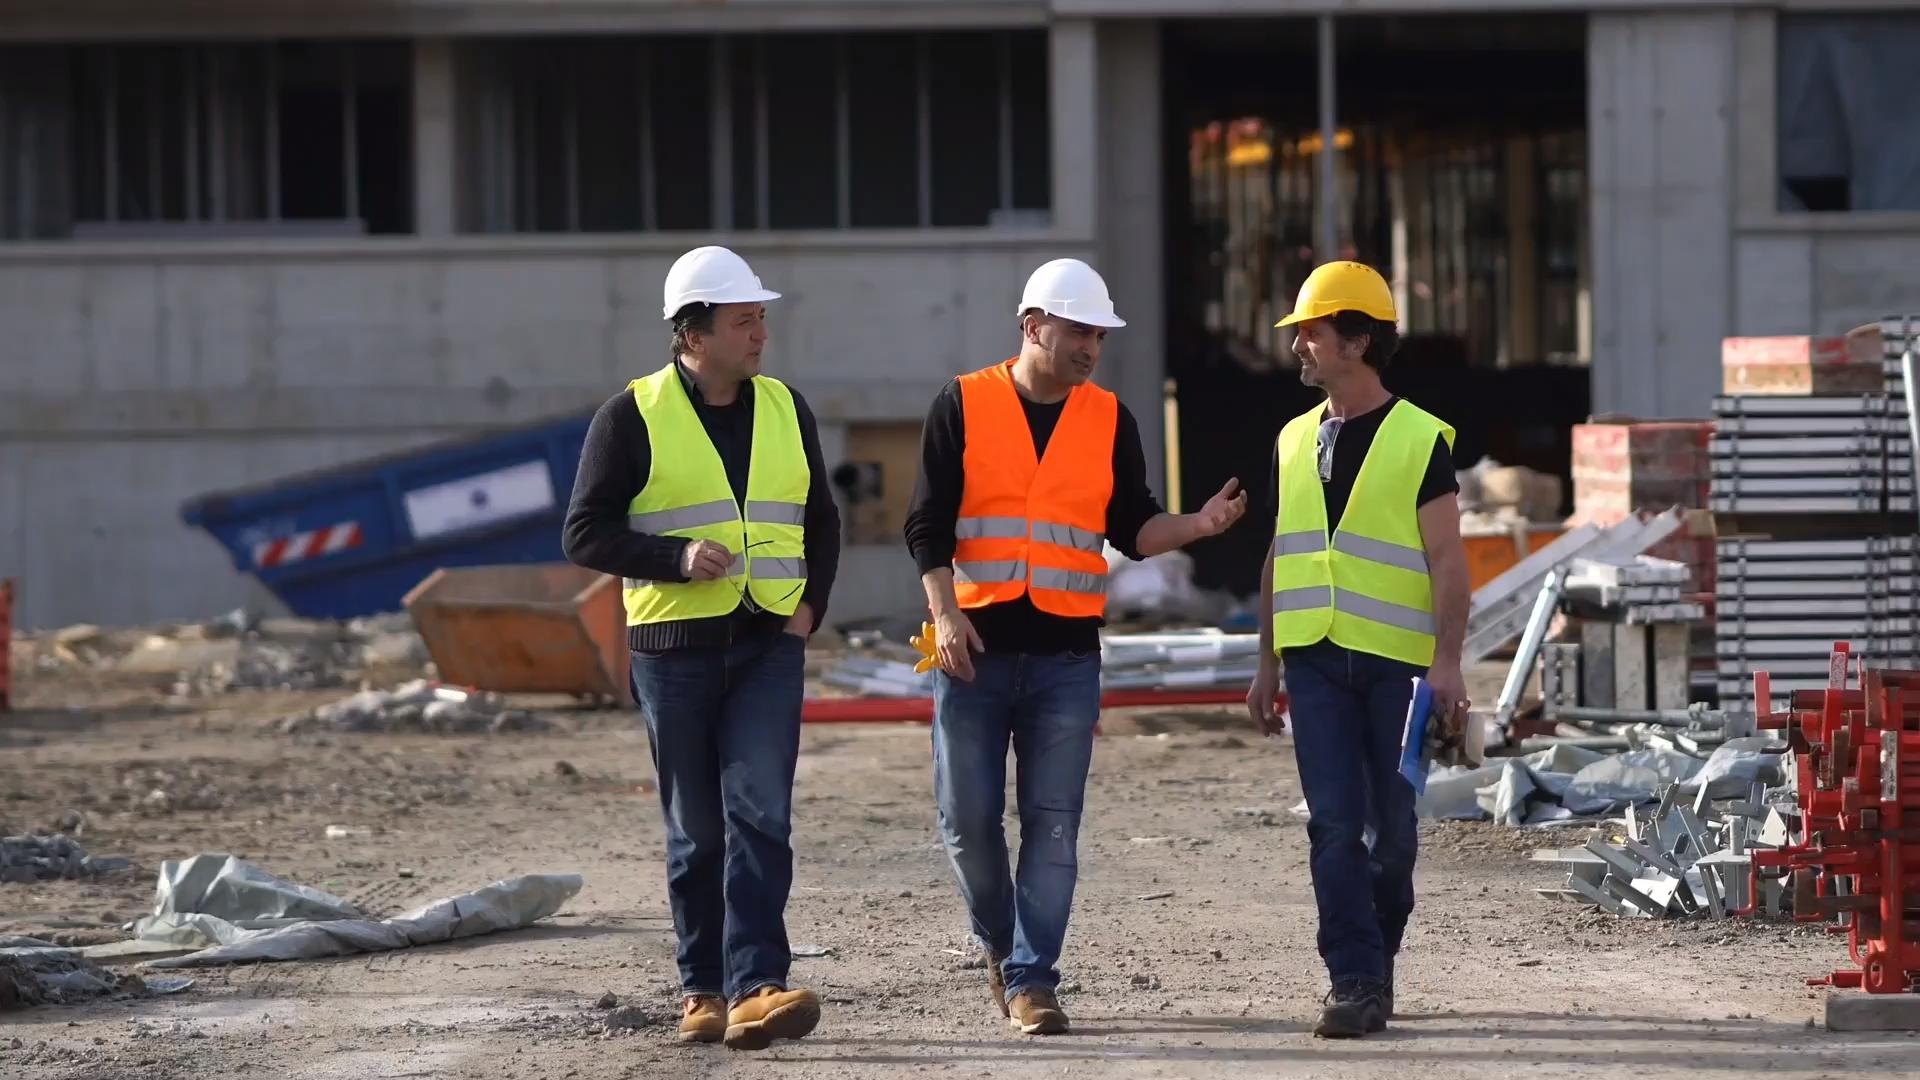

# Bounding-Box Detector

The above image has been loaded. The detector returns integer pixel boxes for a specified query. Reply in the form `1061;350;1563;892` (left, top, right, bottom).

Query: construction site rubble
1419;737;1782;826
1457;458;1565;524
277;679;550;736
1532;769;1795;920
0;951;151;1012
0;834;132;884
22;612;433;694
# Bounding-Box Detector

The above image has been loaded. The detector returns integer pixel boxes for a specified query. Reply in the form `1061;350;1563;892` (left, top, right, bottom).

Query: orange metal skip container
403;564;630;705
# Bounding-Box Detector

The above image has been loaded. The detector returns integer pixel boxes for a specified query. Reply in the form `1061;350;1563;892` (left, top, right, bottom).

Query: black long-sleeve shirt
903;378;1165;655
562;360;841;652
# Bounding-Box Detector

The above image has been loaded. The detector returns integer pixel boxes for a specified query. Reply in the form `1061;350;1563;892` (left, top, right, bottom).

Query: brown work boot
678;994;726;1043
1007;987;1069;1035
723;985;822;1051
987;953;1010;1018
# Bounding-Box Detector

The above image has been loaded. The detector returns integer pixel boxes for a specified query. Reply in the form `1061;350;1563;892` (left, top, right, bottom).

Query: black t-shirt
1264;397;1460;534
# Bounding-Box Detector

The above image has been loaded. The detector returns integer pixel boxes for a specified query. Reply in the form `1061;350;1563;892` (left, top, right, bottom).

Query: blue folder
1397;676;1437;796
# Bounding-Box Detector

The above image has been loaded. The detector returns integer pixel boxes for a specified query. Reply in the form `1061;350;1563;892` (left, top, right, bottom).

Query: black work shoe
1314;979;1387;1039
1383;957;1396;1020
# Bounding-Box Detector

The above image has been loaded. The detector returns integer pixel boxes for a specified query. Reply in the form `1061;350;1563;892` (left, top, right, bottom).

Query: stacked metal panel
1709;396;1911;517
1715;536;1920;706
1885;313;1918;396
1714;315;1920;713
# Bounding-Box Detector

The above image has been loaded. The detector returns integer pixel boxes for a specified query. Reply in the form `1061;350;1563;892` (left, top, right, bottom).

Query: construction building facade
3;1;1917;627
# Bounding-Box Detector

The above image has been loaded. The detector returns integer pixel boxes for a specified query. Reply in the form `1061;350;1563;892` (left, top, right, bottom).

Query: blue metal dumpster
181;411;596;620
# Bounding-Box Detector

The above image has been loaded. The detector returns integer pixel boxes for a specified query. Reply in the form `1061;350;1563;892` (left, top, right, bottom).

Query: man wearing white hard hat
904;258;1247;1035
563;246;840;1051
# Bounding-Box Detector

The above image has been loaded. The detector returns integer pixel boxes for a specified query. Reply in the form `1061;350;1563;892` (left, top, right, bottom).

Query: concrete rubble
23;611;433;695
0;834;132;884
279;679;551;735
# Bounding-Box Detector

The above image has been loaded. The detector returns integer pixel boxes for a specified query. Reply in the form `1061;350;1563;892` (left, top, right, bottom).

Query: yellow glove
909;620;941;674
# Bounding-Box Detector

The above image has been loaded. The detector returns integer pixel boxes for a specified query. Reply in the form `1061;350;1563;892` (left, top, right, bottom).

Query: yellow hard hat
1274;261;1396;328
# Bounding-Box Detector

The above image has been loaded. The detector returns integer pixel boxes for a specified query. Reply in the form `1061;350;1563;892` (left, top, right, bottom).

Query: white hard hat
662;246;781;320
1016;258;1126;329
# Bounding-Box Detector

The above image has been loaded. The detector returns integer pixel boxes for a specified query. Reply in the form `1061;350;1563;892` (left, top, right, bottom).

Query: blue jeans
630;631;806;1003
932;651;1100;1001
1281;638;1424;987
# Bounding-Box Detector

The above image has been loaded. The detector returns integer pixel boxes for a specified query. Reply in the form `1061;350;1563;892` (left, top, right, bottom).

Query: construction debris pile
0;835;132;884
1457;458;1565;529
1533;771;1794;919
23;612;432;695
277;679;550;736
0;952;153;1012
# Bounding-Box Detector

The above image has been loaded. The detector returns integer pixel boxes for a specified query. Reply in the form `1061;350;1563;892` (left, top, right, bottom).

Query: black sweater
562;361;842;652
903;378;1164;655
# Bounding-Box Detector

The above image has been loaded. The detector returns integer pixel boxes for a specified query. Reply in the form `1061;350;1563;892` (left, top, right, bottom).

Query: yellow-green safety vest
622;364;810;626
1270;399;1455;667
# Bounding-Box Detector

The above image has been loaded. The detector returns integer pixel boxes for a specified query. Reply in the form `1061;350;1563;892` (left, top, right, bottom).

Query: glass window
1778;13;1920;212
0;41;412;241
455;28;1052;235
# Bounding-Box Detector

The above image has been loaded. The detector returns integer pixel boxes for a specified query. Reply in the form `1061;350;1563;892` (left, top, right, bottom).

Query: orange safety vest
952;358;1117;618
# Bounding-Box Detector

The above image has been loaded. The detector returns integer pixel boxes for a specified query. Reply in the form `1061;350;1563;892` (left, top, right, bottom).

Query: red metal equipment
1750;642;1920;993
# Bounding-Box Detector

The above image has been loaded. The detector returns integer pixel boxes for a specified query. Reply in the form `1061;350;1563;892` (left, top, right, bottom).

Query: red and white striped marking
253;522;363;569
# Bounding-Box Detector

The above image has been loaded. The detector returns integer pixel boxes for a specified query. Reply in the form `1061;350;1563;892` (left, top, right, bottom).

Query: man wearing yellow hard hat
1243;260;1470;1039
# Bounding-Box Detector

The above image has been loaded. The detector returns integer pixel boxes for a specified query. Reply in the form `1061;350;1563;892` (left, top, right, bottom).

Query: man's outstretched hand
1194;478;1248;539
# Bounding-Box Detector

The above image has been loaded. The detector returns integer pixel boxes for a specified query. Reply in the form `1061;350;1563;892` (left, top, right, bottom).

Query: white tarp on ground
125;855;581;969
133;855;367;948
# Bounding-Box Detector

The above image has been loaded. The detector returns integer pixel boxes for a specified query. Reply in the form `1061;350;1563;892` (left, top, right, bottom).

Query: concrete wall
1728;11;1920;339
0;235;1094;629
2;0;1049;38
1096;19;1169;505
1589;8;1920;420
1587;10;1737;420
0;15;1121;631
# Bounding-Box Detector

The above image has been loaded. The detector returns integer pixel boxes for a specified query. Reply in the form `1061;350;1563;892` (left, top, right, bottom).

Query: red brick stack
1720;328;1886;397
1567;419;1716;593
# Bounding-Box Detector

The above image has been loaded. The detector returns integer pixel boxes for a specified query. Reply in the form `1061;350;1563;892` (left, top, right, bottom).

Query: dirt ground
4;631;1919;1080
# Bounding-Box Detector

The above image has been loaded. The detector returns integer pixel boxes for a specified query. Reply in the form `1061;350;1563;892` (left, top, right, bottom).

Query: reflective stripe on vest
1269;399;1455;667
1271;584;1435;636
955;559;1028;584
950;359;1117;619
620;364;812;626
955;516;1106;554
628;499;739;534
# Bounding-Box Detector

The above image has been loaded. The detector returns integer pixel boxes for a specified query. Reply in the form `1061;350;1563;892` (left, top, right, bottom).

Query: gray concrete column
414;37;457;236
1587;11;1736;418
1050;19;1099;237
1097;20;1166;502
